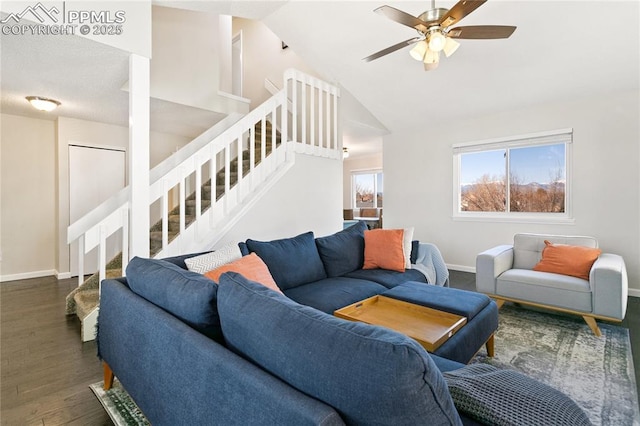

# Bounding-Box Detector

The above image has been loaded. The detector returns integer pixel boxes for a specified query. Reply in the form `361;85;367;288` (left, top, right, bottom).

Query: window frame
452;128;574;224
351;169;383;209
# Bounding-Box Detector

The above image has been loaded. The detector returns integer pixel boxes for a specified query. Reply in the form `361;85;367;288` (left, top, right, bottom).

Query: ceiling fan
363;0;516;70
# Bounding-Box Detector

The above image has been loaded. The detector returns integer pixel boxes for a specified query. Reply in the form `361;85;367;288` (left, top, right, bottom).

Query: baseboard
446;264;475;273
629;288;640;298
0;269;56;283
56;271;72;280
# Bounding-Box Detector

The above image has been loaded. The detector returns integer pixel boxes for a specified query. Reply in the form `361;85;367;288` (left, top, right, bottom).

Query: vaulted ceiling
263;1;640;133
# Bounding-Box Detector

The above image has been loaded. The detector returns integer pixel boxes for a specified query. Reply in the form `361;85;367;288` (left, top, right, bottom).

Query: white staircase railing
67;69;341;294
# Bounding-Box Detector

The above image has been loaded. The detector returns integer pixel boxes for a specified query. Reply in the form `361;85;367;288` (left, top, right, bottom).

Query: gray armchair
476;233;628;336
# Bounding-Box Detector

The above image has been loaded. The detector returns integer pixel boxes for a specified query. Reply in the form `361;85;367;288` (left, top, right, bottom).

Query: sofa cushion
184;241;242;273
284;277;387;314
315;221;367;277
533;240;601;280
204;253;282;294
383;281;490;321
363;229;406;272
126;257;222;341
343;268;427;289
246;232;327;290
497;269;592;313
217;273;462;426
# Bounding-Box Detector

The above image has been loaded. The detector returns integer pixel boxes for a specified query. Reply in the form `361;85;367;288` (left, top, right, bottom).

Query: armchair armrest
590;253;628;320
475;245;514;294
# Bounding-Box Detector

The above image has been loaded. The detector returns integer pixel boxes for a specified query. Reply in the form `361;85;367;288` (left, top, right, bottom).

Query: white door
69;145;126;277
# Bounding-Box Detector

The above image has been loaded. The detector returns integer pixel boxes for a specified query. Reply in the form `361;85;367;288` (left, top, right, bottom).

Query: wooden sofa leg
582;316;602;337
103;362;115;390
485;334;495;357
494;298;505;309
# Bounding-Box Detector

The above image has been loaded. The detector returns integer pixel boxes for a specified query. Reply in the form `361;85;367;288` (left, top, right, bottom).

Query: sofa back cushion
217;273;462;426
513;233;598;270
245;231;327;290
126;257;222;342
315;221;367;277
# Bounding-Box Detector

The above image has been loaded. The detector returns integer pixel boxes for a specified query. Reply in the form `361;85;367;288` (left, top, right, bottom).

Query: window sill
452;214;575;225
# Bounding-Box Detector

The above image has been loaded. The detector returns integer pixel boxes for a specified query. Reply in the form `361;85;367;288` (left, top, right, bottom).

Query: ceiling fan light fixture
442;37;460;57
409;40;428;61
427;30;446;52
423;48;440;65
26;96;60;112
424;61;439;71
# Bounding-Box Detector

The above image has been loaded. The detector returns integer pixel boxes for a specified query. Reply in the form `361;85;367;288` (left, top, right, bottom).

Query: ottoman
382;281;498;364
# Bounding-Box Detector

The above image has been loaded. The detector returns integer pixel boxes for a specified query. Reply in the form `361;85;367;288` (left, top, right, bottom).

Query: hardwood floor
1;276;112;425
1;272;638;424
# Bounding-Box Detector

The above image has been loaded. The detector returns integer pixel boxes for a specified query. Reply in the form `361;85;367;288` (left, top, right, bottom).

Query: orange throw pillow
533;240;601;280
205;253;282;294
363;229;405;273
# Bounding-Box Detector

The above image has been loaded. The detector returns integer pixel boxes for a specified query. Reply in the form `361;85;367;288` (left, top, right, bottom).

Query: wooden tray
334;295;467;352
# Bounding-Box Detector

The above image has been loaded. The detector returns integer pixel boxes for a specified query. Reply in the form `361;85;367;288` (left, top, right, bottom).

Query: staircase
65;69;341;341
65;121;282;332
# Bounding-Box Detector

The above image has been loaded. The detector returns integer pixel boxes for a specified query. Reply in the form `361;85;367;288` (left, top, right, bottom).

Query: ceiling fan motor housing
418;8;448;27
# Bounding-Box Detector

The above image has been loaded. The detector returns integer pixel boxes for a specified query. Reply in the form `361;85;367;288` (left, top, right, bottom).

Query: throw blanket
443;364;592;426
412;243;449;286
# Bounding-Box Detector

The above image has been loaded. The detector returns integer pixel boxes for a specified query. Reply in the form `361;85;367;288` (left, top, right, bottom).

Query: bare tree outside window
353;172;383;209
459;143;566;214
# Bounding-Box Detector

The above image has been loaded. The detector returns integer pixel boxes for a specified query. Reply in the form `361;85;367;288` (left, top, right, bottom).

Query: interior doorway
68;144;126;277
232;31;243;97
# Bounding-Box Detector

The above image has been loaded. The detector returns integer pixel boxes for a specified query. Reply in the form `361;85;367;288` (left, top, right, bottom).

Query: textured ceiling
0;9;229;139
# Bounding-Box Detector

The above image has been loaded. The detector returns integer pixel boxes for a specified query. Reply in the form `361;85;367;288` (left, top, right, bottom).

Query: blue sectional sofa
97;223;587;425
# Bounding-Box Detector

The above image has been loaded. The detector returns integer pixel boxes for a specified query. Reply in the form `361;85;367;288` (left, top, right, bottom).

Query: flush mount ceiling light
26;96;61;112
364;0;516;71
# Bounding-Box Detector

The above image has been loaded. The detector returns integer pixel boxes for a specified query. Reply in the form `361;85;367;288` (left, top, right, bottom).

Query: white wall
0;115;189;280
219;154;343;246
383;90;640;294
342;153;383;209
232;17;319;109
151;6;231;110
0;114;56;280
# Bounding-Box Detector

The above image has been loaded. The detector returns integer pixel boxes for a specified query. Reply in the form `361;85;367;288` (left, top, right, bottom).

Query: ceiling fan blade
363;37;422;62
439;0;487;27
375;5;432;32
447;25;516;39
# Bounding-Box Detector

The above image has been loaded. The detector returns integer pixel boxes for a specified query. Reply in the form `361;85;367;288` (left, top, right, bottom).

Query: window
352;171;383;208
453;129;572;221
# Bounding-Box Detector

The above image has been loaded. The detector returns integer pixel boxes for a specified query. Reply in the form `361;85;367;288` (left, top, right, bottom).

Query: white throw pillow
185;241;243;274
403;227;414;269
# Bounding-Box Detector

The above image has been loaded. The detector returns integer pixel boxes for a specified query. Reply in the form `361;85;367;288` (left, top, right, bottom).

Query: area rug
473;304;639;426
89;381;149;426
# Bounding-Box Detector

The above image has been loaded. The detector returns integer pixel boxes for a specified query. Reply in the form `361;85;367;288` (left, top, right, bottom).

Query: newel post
128;53;150;258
